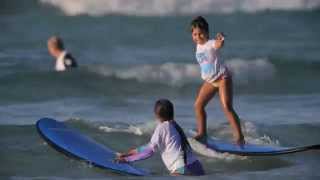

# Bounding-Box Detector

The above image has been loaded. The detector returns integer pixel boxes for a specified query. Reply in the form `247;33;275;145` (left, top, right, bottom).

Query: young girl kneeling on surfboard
116;99;205;176
190;16;245;145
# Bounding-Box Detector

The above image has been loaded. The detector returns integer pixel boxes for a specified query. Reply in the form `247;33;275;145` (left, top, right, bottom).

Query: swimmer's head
154;99;174;122
47;36;65;57
191;16;209;45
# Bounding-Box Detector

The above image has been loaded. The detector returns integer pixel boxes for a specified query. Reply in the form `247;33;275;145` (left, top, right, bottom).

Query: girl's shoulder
158;121;170;129
152;121;171;138
155;121;169;131
207;39;216;47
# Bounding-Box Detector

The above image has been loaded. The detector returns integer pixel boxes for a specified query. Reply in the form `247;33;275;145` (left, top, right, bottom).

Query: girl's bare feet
193;134;208;144
235;134;245;146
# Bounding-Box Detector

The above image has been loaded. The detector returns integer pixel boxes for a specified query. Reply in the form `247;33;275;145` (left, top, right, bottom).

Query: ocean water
1;0;320;179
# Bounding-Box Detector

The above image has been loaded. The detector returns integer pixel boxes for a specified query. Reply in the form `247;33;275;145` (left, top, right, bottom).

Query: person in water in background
190;16;245;145
116;99;205;176
47;36;77;72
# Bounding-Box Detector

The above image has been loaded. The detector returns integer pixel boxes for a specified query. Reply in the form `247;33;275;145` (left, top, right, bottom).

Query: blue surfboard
207;138;320;156
190;137;320;156
36;118;148;176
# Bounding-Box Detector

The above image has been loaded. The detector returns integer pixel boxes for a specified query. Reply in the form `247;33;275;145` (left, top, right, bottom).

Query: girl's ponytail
171;121;191;165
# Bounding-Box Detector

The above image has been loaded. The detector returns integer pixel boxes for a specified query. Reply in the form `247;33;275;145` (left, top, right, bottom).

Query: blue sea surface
0;0;320;179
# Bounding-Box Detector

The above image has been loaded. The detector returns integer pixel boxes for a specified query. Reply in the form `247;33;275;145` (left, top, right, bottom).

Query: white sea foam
88;58;276;87
40;0;320;16
188;138;248;161
99;119;279;161
226;58;276;85
188;120;279;160
241;121;279;146
99;125;144;135
99;121;156;136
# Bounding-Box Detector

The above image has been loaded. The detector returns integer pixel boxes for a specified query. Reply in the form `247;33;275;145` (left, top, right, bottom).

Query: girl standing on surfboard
116;99;204;176
191;16;245;145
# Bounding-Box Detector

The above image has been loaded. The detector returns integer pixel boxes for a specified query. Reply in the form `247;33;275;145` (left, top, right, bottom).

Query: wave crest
40;0;320;16
226;58;276;85
87;58;276;87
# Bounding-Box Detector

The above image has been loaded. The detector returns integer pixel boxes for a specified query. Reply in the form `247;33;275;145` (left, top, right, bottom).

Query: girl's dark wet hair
154;99;191;165
190;16;209;35
154;99;174;120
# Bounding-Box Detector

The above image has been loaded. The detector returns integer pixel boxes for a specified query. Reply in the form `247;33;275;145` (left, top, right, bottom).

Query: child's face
47;42;57;57
191;27;208;45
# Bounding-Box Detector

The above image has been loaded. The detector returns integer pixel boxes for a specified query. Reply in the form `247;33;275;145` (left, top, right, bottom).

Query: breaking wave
40;0;320;16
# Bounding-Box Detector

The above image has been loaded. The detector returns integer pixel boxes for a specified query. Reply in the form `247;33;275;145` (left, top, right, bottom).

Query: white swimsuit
55;51;67;71
55;51;77;71
195;39;227;83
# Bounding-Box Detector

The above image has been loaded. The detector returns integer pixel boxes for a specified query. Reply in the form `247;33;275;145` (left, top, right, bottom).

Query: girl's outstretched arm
116;144;155;163
116;122;161;163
